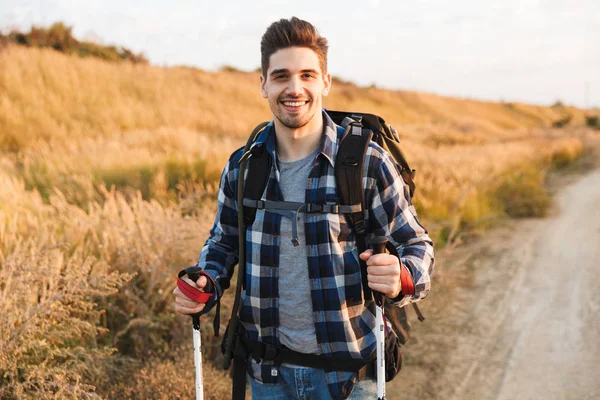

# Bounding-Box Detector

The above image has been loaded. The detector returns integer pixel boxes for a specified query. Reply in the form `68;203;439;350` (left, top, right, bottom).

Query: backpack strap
242;142;272;229
222;121;268;377
335;116;373;301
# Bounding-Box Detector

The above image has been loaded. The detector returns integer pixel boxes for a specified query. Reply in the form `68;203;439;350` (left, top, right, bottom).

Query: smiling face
260;46;331;131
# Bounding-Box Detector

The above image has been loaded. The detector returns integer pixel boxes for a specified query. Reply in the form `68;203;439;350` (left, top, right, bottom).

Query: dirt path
425;169;600;400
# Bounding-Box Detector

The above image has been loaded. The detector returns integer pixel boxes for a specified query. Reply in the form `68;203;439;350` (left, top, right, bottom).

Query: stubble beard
270;97;316;130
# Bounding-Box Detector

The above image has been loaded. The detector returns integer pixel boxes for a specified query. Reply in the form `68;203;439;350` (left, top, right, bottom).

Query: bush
585;114;600;130
550;138;583;169
219;65;244;73
552;113;572;128
77;42;123;63
494;166;551;218
2;22;147;64
164;159;220;191
94;160;220;201
96;164;156;200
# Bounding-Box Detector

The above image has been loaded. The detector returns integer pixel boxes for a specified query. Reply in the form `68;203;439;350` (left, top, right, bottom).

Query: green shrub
494;166;551;218
96;164;156;199
77;42;123;62
2;22;147;64
550;140;583;169
94;160;221;201
585;114;600;130
219;65;244;73
552;113;572;128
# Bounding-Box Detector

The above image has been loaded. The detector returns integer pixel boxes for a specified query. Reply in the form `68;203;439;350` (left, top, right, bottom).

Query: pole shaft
376;304;385;399
372;236;387;400
193;326;204;400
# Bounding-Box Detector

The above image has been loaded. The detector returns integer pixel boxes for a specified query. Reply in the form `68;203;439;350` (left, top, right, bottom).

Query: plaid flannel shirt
198;111;434;399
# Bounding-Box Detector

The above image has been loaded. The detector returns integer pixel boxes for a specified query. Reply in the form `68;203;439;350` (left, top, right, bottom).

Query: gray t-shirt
277;148;320;354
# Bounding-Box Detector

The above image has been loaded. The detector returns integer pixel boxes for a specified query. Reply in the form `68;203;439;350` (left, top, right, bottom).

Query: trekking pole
177;266;214;400
371;236;388;400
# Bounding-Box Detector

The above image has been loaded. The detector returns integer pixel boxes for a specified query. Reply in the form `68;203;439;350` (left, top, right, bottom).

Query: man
174;17;434;399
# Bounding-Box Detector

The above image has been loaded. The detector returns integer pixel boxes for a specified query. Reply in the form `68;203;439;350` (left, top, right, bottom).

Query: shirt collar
319;110;341;167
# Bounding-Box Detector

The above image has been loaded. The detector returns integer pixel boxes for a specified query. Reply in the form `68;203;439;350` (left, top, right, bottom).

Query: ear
260;74;268;99
322;72;332;96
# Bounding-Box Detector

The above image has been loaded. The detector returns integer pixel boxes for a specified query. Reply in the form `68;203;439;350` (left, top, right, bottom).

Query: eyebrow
269;68;319;76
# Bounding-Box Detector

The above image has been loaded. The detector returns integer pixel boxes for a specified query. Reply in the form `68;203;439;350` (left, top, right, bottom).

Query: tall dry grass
9;128;235;205
0;46;269;151
0;169;230;398
0;45;588;151
0;244;129;399
0;45;595;398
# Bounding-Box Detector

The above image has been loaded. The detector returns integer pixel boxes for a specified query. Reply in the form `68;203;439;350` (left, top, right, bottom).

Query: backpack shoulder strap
242;143;272;227
237;121;273;228
335;116;373;301
222;121;268;373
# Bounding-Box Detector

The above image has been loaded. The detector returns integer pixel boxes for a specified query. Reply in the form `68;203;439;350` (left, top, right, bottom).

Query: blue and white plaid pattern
198;112;435;399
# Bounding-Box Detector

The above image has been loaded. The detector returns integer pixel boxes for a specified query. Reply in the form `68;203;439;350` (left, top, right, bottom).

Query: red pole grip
177;278;213;303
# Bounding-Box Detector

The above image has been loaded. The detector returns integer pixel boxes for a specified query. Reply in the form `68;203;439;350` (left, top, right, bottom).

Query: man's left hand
359;249;401;299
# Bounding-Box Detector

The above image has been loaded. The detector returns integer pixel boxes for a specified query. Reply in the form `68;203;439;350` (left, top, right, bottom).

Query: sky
2;0;599;108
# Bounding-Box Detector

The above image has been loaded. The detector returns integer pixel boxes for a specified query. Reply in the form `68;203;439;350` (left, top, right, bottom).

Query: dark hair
260;17;328;78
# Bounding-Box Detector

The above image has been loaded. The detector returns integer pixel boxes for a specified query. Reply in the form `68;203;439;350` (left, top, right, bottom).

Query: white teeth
283;101;306;107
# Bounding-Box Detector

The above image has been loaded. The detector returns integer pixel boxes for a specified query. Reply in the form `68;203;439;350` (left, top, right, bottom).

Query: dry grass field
1;45;598;399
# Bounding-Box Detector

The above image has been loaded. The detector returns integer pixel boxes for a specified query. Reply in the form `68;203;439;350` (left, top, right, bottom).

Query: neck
274;112;324;162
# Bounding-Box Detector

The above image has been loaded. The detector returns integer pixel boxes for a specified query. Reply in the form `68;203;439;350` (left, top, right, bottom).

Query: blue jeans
248;364;377;399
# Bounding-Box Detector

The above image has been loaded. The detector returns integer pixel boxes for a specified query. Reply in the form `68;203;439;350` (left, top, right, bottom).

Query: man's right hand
173;276;208;315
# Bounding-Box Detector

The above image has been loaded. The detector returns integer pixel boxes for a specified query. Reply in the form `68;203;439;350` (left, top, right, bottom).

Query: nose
286;75;303;96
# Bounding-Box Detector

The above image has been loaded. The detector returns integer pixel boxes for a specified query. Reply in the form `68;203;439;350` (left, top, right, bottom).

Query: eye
302;73;316;79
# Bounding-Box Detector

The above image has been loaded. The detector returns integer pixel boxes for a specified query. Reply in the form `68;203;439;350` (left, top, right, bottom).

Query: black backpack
221;110;424;395
325;110;424;343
